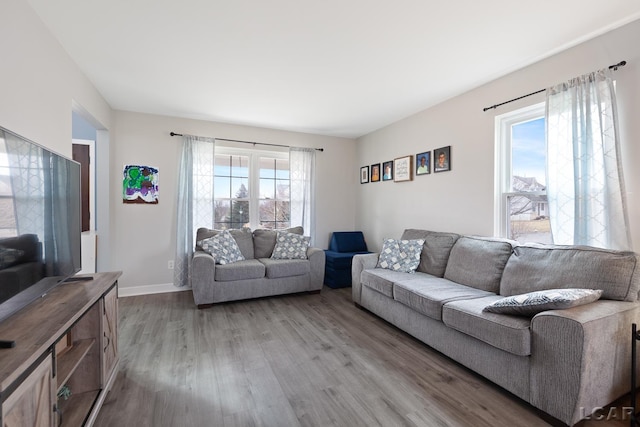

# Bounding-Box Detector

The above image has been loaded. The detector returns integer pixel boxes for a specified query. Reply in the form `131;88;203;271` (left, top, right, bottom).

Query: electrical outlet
168;260;174;270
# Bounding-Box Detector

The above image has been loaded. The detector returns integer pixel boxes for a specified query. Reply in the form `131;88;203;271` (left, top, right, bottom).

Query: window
495;103;551;244
213;147;290;230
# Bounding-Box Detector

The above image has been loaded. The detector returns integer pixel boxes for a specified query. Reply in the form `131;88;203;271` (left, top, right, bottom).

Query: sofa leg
197;303;214;310
354;302;363;309
308;290;321;295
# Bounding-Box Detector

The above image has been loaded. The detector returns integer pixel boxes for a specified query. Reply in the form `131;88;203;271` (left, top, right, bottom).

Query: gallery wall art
123;165;159;204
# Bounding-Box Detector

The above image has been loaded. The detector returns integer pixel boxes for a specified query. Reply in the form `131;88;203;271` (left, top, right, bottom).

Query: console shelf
0;271;121;427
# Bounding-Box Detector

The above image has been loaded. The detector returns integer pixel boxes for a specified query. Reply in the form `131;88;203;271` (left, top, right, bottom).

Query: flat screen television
0;126;82;324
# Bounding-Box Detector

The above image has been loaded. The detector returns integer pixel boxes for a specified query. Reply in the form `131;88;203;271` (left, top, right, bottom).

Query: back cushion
444;236;514;293
500;244;640;302
196;227;254;259
400;229;460;277
253;226;303;259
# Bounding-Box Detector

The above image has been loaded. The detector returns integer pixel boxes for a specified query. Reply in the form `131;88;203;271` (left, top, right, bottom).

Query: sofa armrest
192;251;216;306
351;253;379;304
530;300;640;426
307;247;325;291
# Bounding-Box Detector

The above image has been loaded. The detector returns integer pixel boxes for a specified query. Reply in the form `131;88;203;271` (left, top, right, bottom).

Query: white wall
356;19;640;252
111;111;357;292
0;0;112;156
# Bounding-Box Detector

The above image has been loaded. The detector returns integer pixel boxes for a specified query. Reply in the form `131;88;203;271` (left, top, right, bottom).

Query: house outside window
213;147;290;230
495;102;551;244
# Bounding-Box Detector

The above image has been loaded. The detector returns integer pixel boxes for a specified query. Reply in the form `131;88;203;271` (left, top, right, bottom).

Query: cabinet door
102;286;118;384
2;355;54;427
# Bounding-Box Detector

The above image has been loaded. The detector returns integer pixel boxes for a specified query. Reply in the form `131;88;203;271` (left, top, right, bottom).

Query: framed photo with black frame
371;163;381;182
434;146;451;172
416;152;430;175
360;166;369;184
382;161;393;181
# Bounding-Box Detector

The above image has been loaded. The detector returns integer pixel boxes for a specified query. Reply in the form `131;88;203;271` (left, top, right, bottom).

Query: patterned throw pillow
200;230;245;265
0;246;24;269
271;231;310;260
376;238;425;273
483;288;603;316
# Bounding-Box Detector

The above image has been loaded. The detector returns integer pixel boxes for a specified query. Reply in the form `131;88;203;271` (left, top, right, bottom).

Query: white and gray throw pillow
377;238;425;273
483;288;603;316
271;231;310;260
200;230;245;265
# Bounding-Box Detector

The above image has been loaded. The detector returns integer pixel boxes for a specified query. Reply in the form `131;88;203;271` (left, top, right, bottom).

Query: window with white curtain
495;102;551;243
213;147;290;230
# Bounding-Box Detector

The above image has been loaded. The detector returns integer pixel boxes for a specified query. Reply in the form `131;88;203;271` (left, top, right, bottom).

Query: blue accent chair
324;231;371;288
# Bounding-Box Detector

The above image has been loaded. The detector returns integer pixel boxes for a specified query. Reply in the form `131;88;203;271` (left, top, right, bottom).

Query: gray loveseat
352;228;640;426
192;226;325;307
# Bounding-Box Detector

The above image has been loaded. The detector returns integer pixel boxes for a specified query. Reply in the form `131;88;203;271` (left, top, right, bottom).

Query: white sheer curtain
545;68;631;250
289;147;316;245
173;135;215;288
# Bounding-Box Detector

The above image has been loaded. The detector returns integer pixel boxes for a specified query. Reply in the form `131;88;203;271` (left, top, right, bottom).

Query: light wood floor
94;287;636;427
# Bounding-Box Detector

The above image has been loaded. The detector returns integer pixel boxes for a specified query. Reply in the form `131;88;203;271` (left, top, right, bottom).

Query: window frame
494;102;546;240
214;145;290;230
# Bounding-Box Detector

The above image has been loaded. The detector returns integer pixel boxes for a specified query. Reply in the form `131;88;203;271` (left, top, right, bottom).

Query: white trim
118;283;190;297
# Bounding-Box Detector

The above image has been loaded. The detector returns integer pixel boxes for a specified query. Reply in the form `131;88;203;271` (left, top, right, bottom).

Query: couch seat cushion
259;258;310;279
361;269;429;297
214;259;265;282
394;277;495;321
442;296;532;356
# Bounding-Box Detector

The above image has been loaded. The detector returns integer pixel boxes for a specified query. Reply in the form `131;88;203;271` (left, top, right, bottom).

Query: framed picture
371;163;381;182
434;146;451;172
360;165;369;184
416;152;430;176
394;155;413;182
382;161;393;181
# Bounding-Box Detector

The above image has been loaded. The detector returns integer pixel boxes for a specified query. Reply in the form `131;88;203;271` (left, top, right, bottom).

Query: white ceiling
27;0;640;138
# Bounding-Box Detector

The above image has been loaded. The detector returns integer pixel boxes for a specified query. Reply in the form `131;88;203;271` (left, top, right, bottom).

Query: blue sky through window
512;117;546;186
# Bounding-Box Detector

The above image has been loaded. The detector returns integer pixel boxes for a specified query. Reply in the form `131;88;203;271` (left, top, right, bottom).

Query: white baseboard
118;283;191;298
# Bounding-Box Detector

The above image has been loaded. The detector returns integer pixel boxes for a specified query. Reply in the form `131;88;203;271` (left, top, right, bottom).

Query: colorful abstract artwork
123;165;159;204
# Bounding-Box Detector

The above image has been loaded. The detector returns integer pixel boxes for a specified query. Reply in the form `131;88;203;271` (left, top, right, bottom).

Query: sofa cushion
401;229;460;277
361;269;429;298
483;288;603;316
196;227;254;259
201;230;245;265
260;258;310;279
271;231;310;260
214;259;265;281
442;296;532;356
253;226;304;259
500;244;640;302
376;238;424;273
394;277;494;321
444;236;514;293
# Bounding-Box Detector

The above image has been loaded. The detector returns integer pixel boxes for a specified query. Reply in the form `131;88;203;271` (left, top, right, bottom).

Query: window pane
259;199;275;222
231;178;249;198
511;118;546;191
214;199;230;224
214;154;231;176
508;195;551;244
275;201;290;222
259;157;276;179
230;200;249;228
275;221;290;229
214;177;230;198
230;155;249;177
275;180;289;199
260;178;275;199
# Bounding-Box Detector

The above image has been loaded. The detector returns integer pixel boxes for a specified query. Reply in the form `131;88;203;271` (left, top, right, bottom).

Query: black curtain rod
482;60;627;112
170;132;324;152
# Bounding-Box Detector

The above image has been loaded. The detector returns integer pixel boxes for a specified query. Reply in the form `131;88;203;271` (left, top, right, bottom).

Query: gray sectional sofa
192;226;325;307
352;229;640;426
